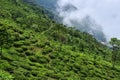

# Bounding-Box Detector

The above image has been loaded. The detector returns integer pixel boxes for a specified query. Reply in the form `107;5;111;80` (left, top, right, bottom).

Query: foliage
0;0;120;80
109;38;120;68
0;24;11;54
0;70;14;80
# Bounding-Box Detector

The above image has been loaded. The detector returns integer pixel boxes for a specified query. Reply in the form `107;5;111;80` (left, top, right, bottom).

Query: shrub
30;39;38;43
29;56;38;62
23;71;31;77
1;53;13;61
23;41;30;46
20;64;32;71
31;71;39;77
35;42;46;48
7;50;18;55
36;56;50;64
42;46;52;55
13;42;23;47
49;53;57;59
13;28;23;34
25;50;34;56
21;46;28;51
19;35;26;40
0;70;14;80
15;48;24;53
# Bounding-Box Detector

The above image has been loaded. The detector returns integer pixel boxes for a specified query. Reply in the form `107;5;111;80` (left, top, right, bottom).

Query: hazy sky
57;0;120;40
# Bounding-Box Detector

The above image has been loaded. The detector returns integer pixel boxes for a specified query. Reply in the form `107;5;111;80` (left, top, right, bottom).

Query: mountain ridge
34;0;107;43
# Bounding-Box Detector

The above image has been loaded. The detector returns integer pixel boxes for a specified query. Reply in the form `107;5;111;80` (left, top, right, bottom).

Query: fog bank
56;0;120;41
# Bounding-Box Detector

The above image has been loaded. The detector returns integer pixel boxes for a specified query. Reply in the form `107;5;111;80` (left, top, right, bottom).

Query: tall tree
109;38;120;68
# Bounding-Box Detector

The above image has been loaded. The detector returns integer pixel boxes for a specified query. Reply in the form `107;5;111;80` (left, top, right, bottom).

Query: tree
0;25;10;55
109;38;120;68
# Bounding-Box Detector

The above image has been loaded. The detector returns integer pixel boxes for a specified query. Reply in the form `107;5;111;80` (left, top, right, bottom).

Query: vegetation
0;25;11;55
109;38;120;68
0;0;120;80
0;70;14;80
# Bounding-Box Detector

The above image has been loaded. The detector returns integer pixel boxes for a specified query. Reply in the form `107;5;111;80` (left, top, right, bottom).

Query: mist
56;0;120;41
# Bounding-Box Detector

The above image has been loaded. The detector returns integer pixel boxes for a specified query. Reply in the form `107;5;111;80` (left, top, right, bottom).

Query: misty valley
0;0;120;80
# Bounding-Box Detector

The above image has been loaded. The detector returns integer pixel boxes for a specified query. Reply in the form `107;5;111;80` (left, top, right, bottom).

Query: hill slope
0;0;120;80
31;0;107;42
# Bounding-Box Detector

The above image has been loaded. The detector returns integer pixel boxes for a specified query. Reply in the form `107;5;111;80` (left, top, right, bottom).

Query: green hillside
0;0;120;80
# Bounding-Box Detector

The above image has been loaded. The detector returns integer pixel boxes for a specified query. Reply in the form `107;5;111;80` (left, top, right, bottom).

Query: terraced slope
0;0;120;80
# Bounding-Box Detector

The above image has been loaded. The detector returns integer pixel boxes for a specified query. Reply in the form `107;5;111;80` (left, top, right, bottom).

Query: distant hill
36;0;57;11
24;0;57;11
30;0;107;43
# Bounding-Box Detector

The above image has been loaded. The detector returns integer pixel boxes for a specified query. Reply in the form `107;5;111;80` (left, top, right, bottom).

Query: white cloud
57;0;120;40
